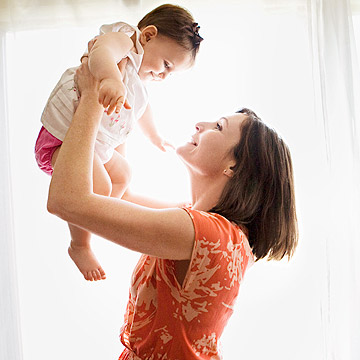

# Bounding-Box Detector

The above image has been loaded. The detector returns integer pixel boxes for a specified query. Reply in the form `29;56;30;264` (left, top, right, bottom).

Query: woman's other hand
75;57;100;97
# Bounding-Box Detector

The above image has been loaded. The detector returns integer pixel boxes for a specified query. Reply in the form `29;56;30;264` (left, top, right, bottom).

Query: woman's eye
216;122;223;131
164;61;170;69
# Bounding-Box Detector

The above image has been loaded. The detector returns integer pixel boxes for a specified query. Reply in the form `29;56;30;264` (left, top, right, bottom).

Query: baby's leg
51;147;110;281
104;143;132;198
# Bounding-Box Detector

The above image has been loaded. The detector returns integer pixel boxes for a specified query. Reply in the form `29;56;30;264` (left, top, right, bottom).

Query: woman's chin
175;144;188;163
175;145;182;157
175;142;188;157
176;140;198;162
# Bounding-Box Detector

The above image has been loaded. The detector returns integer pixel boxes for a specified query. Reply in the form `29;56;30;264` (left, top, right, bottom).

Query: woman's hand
75;57;100;97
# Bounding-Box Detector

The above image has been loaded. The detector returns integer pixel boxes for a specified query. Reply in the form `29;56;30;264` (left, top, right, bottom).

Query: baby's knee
93;176;112;197
104;151;132;197
119;163;132;187
111;163;132;192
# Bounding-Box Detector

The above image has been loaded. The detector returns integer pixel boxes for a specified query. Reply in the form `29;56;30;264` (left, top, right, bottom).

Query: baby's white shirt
40;22;148;162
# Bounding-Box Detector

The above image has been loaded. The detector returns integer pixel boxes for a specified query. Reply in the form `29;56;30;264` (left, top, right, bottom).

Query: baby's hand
150;135;175;152
99;78;131;115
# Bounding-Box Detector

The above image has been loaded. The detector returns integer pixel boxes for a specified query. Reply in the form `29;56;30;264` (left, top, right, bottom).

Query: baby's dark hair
138;4;203;61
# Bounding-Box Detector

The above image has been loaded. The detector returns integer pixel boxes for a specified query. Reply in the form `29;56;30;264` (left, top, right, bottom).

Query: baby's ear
140;25;158;44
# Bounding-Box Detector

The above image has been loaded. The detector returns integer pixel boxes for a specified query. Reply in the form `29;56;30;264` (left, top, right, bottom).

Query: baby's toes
99;267;106;280
85;271;94;281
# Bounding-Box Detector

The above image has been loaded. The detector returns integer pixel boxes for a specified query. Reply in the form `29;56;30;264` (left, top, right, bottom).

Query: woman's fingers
75;58;99;95
87;36;98;53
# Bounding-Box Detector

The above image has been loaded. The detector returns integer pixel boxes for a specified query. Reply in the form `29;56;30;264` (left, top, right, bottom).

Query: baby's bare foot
68;242;106;281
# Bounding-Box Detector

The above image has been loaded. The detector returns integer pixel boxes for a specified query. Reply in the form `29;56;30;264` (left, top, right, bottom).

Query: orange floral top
119;207;254;360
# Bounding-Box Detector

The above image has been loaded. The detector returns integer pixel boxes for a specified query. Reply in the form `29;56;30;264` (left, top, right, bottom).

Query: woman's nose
195;122;204;132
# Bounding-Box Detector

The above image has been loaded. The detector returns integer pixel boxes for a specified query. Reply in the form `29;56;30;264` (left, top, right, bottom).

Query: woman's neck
189;172;228;212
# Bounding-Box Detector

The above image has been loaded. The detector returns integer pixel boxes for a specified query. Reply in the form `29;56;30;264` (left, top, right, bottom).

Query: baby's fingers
163;140;175;150
156;140;175;152
123;99;131;110
103;95;112;111
107;99;117;115
114;97;131;113
98;91;106;106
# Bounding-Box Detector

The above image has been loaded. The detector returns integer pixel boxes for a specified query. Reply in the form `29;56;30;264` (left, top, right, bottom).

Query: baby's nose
159;72;169;80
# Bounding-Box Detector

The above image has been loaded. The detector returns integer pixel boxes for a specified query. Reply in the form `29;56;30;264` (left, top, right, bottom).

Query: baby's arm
138;104;174;152
88;32;133;114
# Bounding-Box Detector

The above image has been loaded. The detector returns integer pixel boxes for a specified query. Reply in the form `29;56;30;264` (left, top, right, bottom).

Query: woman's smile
177;114;245;176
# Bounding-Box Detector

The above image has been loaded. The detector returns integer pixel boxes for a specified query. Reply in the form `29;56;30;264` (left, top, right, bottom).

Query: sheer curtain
308;0;360;358
0;31;22;360
1;1;359;360
0;0;141;30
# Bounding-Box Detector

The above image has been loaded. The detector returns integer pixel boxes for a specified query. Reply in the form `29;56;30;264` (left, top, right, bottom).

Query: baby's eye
164;61;170;69
216;122;223;131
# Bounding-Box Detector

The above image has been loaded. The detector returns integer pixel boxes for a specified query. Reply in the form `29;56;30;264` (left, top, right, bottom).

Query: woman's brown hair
210;108;298;261
138;4;203;61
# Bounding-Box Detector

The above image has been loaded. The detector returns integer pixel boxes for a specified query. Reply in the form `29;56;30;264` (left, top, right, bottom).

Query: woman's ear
139;25;158;45
223;168;234;178
223;160;236;178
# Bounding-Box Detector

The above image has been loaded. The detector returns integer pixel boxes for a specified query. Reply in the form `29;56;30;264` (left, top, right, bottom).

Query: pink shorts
34;126;63;176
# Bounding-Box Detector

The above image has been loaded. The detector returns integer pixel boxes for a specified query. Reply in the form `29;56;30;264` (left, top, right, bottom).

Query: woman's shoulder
183;206;242;227
181;206;255;278
182;206;249;245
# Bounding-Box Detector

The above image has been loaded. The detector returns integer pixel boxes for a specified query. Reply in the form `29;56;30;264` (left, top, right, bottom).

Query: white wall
6;3;329;359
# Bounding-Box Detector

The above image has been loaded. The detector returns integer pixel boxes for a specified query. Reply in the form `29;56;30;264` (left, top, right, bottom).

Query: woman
47;59;298;359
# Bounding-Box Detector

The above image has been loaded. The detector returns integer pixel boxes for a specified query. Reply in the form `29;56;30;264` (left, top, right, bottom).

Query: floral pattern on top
119;207;254;360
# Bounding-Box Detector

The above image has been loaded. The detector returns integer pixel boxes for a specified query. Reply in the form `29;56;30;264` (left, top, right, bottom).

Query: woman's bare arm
47;61;195;260
51;195;194;259
122;188;188;209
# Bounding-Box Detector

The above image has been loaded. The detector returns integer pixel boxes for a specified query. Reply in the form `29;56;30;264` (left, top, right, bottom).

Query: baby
35;4;203;281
